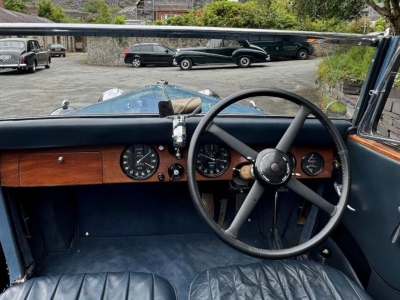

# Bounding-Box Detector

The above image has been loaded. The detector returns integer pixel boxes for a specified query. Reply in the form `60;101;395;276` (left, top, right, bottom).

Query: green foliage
348;17;373;33
291;0;366;22
82;0;102;13
316;46;375;86
153;0;367;33
113;15;126;24
37;0;66;23
109;7;123;15
5;0;26;12
375;18;387;32
95;0;112;24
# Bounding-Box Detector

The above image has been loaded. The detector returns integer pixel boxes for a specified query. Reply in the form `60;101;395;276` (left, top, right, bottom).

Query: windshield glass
0;26;378;119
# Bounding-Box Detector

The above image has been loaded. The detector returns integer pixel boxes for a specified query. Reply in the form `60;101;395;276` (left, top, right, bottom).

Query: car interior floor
7;181;325;299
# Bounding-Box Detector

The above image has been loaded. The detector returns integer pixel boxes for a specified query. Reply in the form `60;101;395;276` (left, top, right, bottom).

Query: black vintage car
124;43;176;67
174;39;270;70
0;38;51;73
248;37;315;60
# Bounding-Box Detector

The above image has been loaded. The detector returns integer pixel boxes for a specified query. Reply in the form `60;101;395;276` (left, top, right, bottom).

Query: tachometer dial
121;144;159;180
195;144;230;177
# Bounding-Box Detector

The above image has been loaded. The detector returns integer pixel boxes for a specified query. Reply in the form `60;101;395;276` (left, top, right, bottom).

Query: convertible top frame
0;23;381;46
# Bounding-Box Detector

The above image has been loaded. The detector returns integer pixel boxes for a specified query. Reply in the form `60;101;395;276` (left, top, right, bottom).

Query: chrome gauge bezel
120;144;159;180
195;144;231;178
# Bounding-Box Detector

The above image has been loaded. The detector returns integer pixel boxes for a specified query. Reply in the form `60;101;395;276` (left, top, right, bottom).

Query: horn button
254;149;292;187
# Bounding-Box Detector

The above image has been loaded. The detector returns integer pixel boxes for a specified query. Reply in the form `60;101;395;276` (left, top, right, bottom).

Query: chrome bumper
0;63;27;68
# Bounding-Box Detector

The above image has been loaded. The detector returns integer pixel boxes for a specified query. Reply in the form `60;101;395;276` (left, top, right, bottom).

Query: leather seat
0;271;177;300
189;260;372;300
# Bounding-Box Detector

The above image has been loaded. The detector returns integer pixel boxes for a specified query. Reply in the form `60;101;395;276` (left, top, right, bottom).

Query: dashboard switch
158;173;165;181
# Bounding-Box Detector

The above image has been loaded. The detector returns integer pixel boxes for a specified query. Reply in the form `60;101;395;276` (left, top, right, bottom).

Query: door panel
345;135;400;299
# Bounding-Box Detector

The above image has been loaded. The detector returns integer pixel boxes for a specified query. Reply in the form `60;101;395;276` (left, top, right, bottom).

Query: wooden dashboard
0;144;333;187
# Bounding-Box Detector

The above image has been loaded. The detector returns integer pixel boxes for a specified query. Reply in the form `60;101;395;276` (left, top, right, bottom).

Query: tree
292;0;400;35
37;0;66;23
5;0;26;13
82;0;102;13
94;0;112;24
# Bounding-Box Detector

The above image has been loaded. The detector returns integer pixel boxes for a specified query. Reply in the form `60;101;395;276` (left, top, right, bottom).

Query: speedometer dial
121;144;159;180
195;144;230;177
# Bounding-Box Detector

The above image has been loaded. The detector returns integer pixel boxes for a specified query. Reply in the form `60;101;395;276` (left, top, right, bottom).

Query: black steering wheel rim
187;88;350;259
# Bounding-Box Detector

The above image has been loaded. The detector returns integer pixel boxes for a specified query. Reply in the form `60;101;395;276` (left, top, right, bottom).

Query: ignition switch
168;163;184;181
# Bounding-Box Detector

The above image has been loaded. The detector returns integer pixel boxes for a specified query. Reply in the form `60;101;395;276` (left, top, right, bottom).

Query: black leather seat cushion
0;271;177;300
189;260;372;300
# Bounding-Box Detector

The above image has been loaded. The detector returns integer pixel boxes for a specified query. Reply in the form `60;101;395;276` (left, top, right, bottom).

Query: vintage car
0;38;51;73
174;39;270;70
0;23;399;300
50;82;264;115
248;37;315;59
47;44;67;57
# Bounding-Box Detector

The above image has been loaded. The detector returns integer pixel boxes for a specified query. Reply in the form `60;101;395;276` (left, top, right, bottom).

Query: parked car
47;43;66;57
248;37;314;59
124;43;176;67
0;38;51;73
0;23;399;300
174;39;270;70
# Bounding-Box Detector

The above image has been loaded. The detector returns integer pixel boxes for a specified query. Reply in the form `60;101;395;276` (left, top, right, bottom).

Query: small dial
301;152;324;176
121;144;159;180
195;144;230;177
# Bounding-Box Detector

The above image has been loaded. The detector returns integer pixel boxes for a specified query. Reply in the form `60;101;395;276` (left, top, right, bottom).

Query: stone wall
321;83;400;140
378;89;400;140
87;36;208;66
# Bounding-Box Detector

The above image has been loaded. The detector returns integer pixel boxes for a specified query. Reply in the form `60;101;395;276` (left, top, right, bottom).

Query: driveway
0;53;321;118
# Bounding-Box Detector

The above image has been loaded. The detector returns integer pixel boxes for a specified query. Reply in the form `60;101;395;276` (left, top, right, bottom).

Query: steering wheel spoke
276;106;310;153
207;122;258;162
286;178;336;216
225;181;265;239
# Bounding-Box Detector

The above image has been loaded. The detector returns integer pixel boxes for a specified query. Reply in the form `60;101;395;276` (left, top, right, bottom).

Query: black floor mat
36;233;264;300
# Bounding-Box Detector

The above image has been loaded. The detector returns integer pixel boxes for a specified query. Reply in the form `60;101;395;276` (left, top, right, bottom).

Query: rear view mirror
326;101;347;118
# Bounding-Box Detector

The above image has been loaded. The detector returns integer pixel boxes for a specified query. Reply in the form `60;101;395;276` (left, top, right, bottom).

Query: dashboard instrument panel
0;144;334;187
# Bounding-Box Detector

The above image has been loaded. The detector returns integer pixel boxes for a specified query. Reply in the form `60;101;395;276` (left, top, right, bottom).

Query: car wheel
131;58;142;68
179;58;192;70
28;62;36;73
45;59;51;69
296;49;308;60
238;56;252;68
63;54;66;57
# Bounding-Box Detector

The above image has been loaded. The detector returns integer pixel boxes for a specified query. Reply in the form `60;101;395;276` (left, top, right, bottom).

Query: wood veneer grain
0;144;334;187
348;135;400;162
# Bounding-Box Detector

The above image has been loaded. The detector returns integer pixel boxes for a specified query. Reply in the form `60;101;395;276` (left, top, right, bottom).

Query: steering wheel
187;88;350;258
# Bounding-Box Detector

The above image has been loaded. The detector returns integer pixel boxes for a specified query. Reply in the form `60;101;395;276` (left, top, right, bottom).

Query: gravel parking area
0;53;321;118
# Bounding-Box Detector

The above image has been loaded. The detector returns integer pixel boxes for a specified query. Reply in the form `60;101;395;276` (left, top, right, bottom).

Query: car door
205;39;230;63
153;45;172;64
138;44;154;64
35;41;47;65
338;36;400;300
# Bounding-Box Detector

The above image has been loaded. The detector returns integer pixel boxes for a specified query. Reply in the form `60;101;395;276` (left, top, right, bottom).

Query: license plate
55;48;61;51
0;55;11;60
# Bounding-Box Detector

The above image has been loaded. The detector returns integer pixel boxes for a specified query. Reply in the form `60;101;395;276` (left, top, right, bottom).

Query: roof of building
0;8;53;23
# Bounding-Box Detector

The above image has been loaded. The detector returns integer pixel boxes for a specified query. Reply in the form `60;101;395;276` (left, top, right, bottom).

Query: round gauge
121;144;159;180
301;152;324;176
195;144;230;177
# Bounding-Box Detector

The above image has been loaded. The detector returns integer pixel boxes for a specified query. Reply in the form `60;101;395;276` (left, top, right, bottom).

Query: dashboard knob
168;163;184;181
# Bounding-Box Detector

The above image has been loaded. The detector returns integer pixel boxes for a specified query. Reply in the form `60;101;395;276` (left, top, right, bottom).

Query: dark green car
174;39;270;70
248;37;314;60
